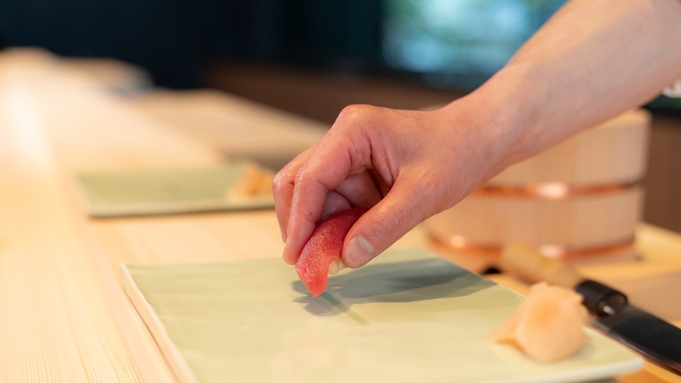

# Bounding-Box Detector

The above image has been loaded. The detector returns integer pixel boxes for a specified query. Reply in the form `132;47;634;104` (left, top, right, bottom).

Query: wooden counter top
0;50;678;383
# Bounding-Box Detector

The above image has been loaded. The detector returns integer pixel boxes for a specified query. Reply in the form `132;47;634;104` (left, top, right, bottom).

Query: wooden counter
0;50;678;383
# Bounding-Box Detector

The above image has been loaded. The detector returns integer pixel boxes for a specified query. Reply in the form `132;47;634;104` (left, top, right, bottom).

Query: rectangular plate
76;164;274;217
122;249;642;383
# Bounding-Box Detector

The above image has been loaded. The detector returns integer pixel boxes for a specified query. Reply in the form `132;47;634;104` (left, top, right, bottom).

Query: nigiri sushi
295;208;368;297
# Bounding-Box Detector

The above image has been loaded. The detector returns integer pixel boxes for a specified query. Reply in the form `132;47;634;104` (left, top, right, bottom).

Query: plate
76;163;273;217
122;249;642;383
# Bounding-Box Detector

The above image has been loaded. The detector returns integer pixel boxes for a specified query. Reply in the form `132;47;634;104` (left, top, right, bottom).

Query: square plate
122;249;642;383
76;164;273;217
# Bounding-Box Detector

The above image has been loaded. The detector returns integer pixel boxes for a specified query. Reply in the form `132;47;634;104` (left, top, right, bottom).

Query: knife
502;243;681;374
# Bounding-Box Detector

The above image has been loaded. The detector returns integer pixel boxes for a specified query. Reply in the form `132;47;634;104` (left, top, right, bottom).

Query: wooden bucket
425;109;650;261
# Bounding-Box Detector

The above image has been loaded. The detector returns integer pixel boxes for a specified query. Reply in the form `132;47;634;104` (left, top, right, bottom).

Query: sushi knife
502;243;681;374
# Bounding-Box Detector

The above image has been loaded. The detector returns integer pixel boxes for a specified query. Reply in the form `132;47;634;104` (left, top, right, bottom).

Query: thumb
341;174;447;268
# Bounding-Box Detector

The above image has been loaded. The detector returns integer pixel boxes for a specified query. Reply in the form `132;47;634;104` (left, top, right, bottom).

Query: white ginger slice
488;282;589;363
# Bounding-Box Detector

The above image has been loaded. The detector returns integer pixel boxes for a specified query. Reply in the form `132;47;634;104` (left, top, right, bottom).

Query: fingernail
346;235;374;267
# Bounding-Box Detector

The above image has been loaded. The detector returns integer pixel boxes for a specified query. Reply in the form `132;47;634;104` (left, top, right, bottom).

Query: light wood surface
425;186;642;252
126;89;328;170
501;243;585;288
487;109;650;187
0;49;679;382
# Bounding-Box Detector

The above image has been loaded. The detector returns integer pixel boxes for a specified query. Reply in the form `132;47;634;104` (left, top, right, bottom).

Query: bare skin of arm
273;0;681;268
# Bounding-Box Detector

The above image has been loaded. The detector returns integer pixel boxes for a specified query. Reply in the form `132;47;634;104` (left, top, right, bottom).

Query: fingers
273;108;382;247
341;172;444;268
273;145;316;244
319;191;352;222
319;170;384;224
282;129;382;265
278;106;391;265
333;171;384;208
281;144;356;265
278;169;382;266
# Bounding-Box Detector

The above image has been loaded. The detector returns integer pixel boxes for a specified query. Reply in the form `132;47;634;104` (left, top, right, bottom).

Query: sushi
295;208;368;297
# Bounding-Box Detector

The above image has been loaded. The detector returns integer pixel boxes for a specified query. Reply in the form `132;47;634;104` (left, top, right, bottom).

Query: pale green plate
76;164;273;217
122;249;642;383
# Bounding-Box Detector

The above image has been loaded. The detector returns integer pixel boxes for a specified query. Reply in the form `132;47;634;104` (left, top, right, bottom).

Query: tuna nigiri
295;208;368;297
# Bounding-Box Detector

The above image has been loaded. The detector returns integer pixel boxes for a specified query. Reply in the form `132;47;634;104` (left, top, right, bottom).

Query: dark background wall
0;0;383;88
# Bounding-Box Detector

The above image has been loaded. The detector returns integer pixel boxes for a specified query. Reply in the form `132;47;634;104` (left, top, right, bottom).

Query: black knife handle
575;280;628;317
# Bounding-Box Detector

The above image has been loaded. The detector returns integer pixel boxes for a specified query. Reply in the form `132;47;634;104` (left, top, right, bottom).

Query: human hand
276;0;681;271
273;101;509;269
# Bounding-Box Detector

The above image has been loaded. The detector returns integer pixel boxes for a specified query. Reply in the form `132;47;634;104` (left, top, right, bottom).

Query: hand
276;0;681;270
273;101;510;268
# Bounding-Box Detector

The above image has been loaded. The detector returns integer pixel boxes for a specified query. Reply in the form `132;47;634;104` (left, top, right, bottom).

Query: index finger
273;145;316;246
283;134;371;264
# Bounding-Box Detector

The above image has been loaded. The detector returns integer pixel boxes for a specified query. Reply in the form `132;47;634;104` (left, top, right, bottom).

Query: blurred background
3;0;680;113
0;0;560;89
1;0;681;232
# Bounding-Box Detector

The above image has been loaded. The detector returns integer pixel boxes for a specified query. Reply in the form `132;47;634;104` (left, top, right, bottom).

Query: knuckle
272;169;287;192
336;104;376;126
293;168;307;185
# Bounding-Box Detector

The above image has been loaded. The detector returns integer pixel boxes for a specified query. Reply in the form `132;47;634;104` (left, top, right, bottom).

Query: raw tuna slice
295;208;368;297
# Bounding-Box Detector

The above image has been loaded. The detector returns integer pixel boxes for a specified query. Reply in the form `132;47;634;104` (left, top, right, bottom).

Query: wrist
439;64;546;183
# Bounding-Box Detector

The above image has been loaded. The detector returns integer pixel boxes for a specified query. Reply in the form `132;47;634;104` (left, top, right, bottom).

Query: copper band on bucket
471;180;641;199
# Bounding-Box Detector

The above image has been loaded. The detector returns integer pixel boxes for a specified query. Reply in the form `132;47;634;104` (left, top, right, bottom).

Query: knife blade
502;243;681;373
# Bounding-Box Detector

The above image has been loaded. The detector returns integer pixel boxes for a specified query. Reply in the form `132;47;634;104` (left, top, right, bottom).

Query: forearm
444;0;681;178
274;0;681;266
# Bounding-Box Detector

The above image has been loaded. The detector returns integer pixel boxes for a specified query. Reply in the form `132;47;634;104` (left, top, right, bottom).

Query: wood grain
0;51;175;383
0;49;679;382
425;110;649;255
488;109;650;186
128;89;327;170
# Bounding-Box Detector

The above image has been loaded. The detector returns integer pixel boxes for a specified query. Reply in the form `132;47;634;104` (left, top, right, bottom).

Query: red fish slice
295;207;369;297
